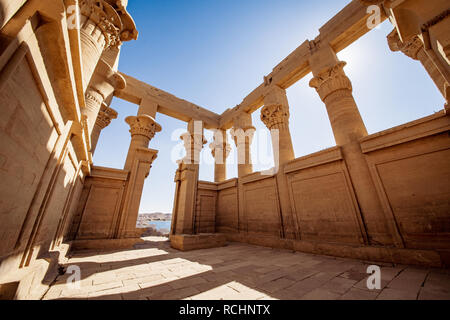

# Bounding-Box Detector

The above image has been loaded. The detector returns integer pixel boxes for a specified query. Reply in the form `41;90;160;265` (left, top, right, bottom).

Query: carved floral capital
387;29;423;60
309;61;352;101
209;141;231;159
230;126;256;146
178;132;207;164
260;104;290;130
180;132;207;152
80;0;138;48
95;104;118;129
125;115;161;141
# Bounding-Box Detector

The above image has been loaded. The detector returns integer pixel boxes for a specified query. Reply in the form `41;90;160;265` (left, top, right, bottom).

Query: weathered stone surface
39;238;450;300
1;0;449;300
170;234;227;251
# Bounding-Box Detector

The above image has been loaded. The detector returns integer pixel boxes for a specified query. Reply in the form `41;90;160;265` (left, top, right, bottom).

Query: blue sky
94;0;445;214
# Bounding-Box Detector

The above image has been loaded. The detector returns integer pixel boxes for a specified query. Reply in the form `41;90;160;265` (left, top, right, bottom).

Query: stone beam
115;73;220;129
219;0;387;129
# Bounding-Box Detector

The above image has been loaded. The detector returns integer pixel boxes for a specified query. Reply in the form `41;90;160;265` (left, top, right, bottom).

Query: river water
147;220;171;231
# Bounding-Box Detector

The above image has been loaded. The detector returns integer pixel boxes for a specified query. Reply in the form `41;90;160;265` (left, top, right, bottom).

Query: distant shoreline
136;213;172;230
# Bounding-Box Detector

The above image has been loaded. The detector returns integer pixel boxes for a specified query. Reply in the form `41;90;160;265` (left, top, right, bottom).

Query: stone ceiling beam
115;73;220;129
219;0;388;129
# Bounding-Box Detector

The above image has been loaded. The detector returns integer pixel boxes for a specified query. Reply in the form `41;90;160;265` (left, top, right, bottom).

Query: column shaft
262;86;295;166
261;86;297;239
117;113;161;238
309;54;402;246
210;129;230;182
231;113;254;178
310;62;367;145
172;120;206;235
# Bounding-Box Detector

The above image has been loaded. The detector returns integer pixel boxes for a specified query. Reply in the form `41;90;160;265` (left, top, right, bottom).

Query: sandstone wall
0;2;88;299
194;182;217;234
0;0;137;299
71;166;128;240
195;112;450;266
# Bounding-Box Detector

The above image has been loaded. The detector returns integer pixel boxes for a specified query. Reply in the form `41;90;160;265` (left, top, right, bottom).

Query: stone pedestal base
71;238;144;251
222;233;449;268
170;234;226;251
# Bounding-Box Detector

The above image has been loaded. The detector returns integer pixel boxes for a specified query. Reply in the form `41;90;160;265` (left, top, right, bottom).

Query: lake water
148;220;171;231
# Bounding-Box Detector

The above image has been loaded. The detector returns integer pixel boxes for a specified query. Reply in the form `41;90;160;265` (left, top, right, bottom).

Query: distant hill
138;212;172;221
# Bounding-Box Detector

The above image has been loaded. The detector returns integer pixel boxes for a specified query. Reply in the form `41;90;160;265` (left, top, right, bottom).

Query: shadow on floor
47;237;450;301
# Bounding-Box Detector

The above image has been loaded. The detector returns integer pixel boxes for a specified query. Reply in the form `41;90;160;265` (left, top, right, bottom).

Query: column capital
309;61;352;101
180;132;207;149
80;0;138;48
95;104;118;129
260;104;290;130
229;126;256;146
125;115;161;141
387;29;424;60
179;132;207;165
209;140;231;159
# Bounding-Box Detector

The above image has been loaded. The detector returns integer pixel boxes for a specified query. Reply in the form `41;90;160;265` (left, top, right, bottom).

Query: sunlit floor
43;237;450;300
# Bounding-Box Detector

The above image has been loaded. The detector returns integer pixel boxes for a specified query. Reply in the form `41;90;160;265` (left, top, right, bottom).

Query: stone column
180;120;207;166
387;29;447;98
230;113;255;178
171;120;207;235
79;0;138;90
373;0;450;93
124;115;161;171
309;61;368;145
116;113;161;239
261;86;297;239
90;103;118;154
309;46;403;246
416;6;450;85
210;129;231;183
261;86;295;167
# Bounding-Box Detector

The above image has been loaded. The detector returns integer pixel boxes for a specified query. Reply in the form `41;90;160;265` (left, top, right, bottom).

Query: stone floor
43;237;450;300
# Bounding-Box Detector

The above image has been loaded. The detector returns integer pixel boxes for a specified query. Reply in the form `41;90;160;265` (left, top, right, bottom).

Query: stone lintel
219;1;385;129
115;73;220;129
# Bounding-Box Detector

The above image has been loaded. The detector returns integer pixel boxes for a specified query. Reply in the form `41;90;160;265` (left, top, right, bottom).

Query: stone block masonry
0;0;449;300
